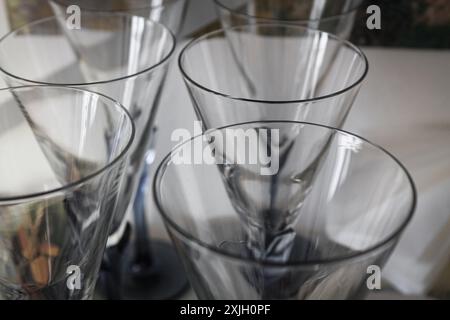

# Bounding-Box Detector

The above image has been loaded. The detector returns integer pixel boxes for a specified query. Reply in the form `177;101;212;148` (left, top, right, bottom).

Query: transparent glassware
46;5;187;298
179;23;368;130
0;86;134;300
154;121;416;300
49;0;188;36
215;0;364;39
0;13;175;235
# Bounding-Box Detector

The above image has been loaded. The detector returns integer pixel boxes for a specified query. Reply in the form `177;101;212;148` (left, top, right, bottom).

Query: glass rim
50;0;184;11
214;0;364;23
178;22;369;104
0;85;136;204
153;120;417;268
0;12;176;87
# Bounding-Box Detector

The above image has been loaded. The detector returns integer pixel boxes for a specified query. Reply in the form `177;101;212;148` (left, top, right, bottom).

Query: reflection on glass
179;23;368;129
154;121;416;299
0;86;134;299
50;0;188;35
0;13;175;233
215;0;363;39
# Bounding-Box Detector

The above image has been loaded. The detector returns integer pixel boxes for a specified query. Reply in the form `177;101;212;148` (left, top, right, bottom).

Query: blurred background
3;0;450;48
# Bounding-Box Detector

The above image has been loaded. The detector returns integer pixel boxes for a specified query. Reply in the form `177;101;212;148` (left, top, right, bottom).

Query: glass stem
132;159;154;267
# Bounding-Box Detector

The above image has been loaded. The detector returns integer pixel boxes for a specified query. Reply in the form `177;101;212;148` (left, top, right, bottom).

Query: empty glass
179;23;368;130
215;0;363;39
49;0;188;36
0;86;134;299
0;13;175;234
32;5;187;298
154;121;416;299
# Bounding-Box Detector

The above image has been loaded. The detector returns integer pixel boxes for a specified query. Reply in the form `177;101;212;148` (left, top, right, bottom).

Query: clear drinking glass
215;0;364;39
44;5;187;297
179;23;368;130
0;86;134;300
154;121;416;299
49;0;188;36
0;13;175;234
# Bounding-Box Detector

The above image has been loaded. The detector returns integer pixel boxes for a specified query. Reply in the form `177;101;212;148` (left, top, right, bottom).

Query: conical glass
0;13;175;234
49;0;188;36
154;121;416;300
0;86;134;300
179;23;368;130
215;0;363;39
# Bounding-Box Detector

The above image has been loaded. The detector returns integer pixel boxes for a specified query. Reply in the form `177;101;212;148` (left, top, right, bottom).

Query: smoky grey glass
154;121;416;300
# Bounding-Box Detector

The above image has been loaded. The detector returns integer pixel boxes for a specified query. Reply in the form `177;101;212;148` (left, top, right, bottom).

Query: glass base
97;240;189;300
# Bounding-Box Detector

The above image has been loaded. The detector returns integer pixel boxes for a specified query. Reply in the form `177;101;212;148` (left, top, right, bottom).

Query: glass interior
215;0;364;21
0;86;134;299
180;24;367;102
0;14;174;85
0;87;133;199
155;121;415;264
